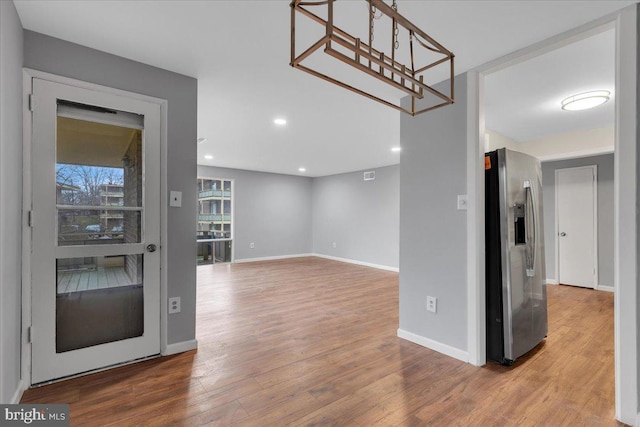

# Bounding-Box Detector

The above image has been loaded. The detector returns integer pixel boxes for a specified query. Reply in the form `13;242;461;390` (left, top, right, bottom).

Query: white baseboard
10;380;27;404
232;253;399;273
546;279;558;285
312;253;399;272
397;329;468;363
234;253;313;264
597;285;615;293
163;339;198;356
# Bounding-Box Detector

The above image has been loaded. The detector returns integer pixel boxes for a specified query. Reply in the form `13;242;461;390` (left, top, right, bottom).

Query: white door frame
554;165;598;290
21;69;169;387
466;5;637;424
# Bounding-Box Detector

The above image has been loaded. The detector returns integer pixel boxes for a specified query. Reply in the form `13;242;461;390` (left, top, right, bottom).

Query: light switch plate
170;191;182;207
457;195;468;211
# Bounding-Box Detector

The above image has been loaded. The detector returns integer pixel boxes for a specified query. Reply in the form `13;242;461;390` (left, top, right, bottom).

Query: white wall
0;0;24;403
520;126;614;159
485;129;519;152
312;165;399;269
197;166;313;261
486;126;614;159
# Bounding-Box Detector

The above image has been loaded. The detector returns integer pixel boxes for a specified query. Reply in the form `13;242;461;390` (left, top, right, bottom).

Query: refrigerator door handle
524;180;536;277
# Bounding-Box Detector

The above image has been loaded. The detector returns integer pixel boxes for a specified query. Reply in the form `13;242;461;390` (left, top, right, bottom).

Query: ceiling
485;27;615;143
14;1;635;177
57;117;139;168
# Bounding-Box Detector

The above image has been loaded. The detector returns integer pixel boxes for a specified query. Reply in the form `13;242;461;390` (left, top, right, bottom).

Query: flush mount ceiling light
291;0;454;116
561;90;610;111
204;154;213;160
298;167;307;172
391;146;401;152
274;118;287;125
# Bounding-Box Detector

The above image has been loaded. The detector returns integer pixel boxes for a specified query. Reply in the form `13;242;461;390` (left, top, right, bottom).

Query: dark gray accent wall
541;154;614;287
0;0;24;403
399;74;468;351
312;165;399;268
23;31;198;345
197;166;312;260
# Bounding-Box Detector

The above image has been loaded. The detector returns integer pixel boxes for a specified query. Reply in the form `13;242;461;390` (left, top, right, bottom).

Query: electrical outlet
332;242;337;248
250;242;255;249
169;297;181;314
426;296;437;313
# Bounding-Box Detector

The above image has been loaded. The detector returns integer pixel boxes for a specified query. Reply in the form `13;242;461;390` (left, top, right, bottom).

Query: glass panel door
30;78;161;384
55;115;144;353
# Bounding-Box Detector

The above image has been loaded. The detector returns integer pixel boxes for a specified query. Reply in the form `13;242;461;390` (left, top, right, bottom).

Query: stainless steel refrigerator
485;148;548;365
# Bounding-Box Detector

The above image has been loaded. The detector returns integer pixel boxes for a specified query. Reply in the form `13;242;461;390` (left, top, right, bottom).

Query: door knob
559;232;566;237
146;244;157;252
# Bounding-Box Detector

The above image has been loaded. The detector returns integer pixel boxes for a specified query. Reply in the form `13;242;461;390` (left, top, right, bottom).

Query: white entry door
30;78;161;384
556;165;597;289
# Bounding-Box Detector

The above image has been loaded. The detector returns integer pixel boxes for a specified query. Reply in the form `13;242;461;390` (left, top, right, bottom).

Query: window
197;178;232;264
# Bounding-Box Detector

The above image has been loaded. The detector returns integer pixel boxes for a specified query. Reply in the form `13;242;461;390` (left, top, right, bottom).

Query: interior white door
30;78;161;384
556;166;597;289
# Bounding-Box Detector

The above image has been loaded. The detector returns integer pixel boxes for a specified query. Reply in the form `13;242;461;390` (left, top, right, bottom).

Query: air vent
364;171;375;181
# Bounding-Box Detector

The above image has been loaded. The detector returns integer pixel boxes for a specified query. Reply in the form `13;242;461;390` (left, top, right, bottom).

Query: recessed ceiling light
197;137;207;144
561;90;610;111
298;167;306;172
204;154;213;160
391;146;401;152
274;118;287;126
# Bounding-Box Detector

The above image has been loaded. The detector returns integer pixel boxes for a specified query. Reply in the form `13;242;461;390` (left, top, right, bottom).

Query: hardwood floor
22;257;621;426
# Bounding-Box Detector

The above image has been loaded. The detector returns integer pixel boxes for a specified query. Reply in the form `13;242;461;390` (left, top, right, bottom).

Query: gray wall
197;166;312;260
312;165;399;268
24;31;198;345
541;154;614;287
0;0;24;404
399;74;468;351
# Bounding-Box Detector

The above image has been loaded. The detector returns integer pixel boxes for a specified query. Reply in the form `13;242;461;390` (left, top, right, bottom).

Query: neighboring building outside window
197;178;232;264
99;183;124;233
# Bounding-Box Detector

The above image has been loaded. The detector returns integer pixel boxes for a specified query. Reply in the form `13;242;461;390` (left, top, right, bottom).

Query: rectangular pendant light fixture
290;0;454;116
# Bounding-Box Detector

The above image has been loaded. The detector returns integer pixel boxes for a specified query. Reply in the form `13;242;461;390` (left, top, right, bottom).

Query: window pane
197;178;232;240
56;117;142;208
197;178;232;262
56;255;143;353
197;241;232;264
57;209;140;246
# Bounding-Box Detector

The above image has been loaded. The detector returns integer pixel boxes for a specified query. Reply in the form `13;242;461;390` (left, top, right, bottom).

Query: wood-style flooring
22;257;621;426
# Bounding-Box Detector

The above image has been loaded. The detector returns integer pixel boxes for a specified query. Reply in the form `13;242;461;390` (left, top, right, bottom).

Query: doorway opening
196;177;233;264
469;8;637;424
23;71;166;387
